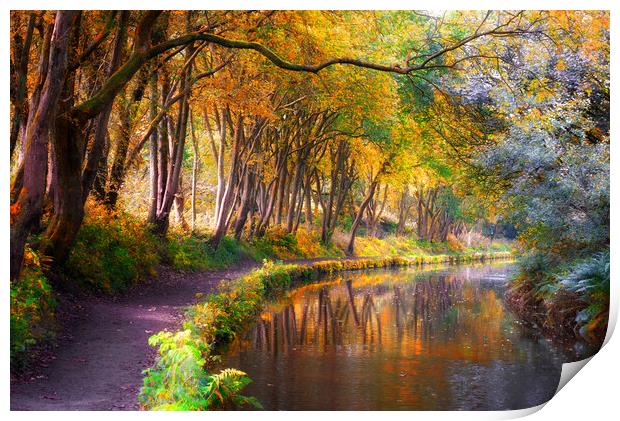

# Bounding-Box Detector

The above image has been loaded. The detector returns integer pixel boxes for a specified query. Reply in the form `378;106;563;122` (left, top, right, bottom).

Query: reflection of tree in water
248;270;510;356
394;275;464;340
228;265;568;410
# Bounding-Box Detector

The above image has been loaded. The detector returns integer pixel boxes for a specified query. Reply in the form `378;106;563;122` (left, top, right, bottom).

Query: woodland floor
10;257;366;411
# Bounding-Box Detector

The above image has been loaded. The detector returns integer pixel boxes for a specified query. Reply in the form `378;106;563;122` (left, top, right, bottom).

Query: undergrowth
561;251;610;341
64;204;159;292
506;250;609;345
10;246;57;368
165;234;241;271
243;226;344;261
333;231;512;258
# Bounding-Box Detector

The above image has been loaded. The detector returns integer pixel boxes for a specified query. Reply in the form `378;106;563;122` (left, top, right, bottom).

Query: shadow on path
10;262;260;410
10;256;368;410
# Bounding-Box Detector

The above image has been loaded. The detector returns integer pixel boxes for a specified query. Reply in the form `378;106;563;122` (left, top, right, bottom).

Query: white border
2;2;617;420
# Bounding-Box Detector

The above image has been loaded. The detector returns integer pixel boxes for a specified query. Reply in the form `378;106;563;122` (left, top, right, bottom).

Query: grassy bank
138;250;512;410
61;205;512;293
506;251;609;346
341;233;512;258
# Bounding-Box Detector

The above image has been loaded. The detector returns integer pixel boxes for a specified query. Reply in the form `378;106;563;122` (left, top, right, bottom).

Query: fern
560;251;610;337
202;369;263;409
140;330;260;410
561;252;610;295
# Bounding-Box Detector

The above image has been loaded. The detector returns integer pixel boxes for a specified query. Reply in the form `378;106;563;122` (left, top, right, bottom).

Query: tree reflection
246;266;517;362
225;264;570;411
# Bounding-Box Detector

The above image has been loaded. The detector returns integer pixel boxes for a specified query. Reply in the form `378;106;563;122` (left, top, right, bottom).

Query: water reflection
223;263;579;410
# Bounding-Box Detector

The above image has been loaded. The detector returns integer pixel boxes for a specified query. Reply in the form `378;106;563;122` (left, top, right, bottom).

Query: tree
9;10;550;279
10;11;78;280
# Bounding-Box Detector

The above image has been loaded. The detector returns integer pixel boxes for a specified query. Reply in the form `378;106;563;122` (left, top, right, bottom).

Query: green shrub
561;251;610;339
244;226;302;260
243;226;344;261
339;215;353;232
507;250;609;344
139;330;260;410
515;252;560;300
64;205;159;292
10;247;56;366
140;265;272;410
256;263;295;295
166;234;241;271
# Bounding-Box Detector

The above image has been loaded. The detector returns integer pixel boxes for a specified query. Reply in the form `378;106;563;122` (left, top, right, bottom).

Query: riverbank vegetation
139;252;511;410
10;9;608;408
9;201;510;369
10;247;56;366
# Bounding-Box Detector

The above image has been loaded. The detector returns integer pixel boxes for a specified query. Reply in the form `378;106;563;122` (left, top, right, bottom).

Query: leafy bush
64;204;159;292
517;252;559;298
139;330;260;410
140;264;286;410
447;233;465;251
507;251;609;344
561;251;610;340
244;226;343;260
245;226;302;260
166;234;241;271
10;247;56;366
66;206;246;292
294;227;344;258
339;215;353;232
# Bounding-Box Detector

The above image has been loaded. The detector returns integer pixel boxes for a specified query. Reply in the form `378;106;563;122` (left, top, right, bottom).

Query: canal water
222;262;592;410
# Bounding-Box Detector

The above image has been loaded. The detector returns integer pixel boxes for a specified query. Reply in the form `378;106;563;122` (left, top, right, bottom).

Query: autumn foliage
8;9;609;390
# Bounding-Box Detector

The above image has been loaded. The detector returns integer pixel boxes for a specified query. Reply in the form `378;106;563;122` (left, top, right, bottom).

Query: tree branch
68;11;118;71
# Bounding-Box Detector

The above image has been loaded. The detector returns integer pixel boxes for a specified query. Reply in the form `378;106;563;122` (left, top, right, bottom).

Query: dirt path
10;261;261;410
10;256;370;411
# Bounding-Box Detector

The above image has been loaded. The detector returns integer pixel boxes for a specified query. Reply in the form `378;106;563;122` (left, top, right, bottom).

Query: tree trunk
304;173;313;228
152;87;190;234
148;69;159;223
150;18;195;235
104;89;131;208
396;189;410;236
10;12;36;159
44;114;87;265
189;109;198;232
154;112;169;220
210;113;241;248
10;11;77;280
286;158;305;233
205;106;227;226
81;11;128;203
104;68;148;208
234;169;254;240
45;12;163;262
174;174;190;231
346;178;380;255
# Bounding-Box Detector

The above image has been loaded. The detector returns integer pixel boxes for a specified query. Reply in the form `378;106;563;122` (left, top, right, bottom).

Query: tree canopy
9;10;609;280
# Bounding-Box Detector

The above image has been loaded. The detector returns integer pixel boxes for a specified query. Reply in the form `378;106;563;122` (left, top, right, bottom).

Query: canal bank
139;252;516;410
